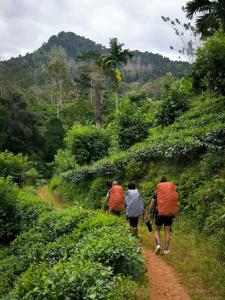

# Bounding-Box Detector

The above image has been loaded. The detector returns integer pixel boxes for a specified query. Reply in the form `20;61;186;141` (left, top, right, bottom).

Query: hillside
1;31;189;89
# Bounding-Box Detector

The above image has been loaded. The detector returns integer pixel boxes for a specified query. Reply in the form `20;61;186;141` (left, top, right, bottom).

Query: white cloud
0;0;190;60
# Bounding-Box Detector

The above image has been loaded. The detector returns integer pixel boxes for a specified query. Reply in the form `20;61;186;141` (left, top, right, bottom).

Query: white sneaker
163;249;170;255
155;244;161;255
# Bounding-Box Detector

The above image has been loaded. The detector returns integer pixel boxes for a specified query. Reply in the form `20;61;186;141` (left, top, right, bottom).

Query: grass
139;216;225;300
36;185;68;208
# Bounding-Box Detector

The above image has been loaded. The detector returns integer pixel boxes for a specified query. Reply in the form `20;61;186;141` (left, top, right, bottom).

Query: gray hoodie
125;189;144;217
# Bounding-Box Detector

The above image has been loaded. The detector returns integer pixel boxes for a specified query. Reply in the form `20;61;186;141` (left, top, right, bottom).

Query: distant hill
2;31;190;89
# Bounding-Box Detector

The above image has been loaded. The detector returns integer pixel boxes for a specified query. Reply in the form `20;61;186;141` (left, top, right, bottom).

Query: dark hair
107;181;112;189
128;182;136;189
160;176;167;183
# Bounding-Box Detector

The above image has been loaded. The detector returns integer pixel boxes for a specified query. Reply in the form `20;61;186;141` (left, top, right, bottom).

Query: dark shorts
128;217;139;228
109;209;121;216
155;215;173;227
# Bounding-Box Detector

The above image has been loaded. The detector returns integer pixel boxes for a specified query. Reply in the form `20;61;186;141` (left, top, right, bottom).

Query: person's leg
154;225;161;245
164;226;171;251
154;225;161;254
128;217;139;237
154;215;163;254
163;217;173;254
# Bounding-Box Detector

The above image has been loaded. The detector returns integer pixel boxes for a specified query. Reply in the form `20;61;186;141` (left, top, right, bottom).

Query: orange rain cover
156;182;179;216
108;185;125;211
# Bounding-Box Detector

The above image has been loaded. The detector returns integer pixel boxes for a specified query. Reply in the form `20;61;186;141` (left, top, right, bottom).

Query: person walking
107;181;125;216
149;176;179;255
125;182;144;236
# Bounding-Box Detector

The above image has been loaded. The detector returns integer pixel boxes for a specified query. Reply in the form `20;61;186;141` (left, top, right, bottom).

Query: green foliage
0;177;18;244
192;31;225;95
10;260;118;300
75;226;145;277
54;149;78;174
128;90;148;104
0;93;44;156
44;117;65;162
156;79;191;126
35;208;89;242
65;125;110;165
0;151;37;186
117;100;149;149
15;189;52;232
85;177;109;209
0;203;145;299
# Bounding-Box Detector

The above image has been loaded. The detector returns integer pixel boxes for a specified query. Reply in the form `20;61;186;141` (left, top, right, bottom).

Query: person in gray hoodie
125;182;144;236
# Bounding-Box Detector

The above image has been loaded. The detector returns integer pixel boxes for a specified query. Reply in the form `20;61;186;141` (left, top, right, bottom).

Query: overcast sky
0;0;190;61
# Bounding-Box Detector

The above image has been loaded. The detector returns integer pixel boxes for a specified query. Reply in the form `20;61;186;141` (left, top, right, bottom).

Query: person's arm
149;198;156;214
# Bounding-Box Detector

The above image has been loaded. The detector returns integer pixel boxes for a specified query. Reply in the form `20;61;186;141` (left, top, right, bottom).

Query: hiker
149;176;179;255
125;182;144;236
107;181;125;216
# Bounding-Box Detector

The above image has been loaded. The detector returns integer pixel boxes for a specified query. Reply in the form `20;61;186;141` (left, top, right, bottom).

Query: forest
0;0;225;299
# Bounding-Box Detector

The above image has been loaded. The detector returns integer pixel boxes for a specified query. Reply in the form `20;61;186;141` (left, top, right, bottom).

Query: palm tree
99;38;132;112
184;0;225;38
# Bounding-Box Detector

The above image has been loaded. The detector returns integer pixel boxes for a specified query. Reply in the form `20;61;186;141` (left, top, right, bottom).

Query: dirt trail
36;185;65;208
142;245;190;300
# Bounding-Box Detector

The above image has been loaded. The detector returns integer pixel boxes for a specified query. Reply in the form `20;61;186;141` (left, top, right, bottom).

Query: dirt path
36;185;66;208
142;245;190;300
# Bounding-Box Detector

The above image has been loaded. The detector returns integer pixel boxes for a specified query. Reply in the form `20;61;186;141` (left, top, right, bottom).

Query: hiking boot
154;244;161;255
163;249;170;255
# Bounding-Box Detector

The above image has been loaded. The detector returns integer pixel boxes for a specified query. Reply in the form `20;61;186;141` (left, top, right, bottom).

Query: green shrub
192;31;225;95
0;151;36;186
156;79;190;126
36;208;89;242
85;177;109;209
0;177;19;244
117;100;149;149
65;125;110;165
10;259;117;300
15;189;52;232
0;256;18;296
75;226;145;277
128;90;147;104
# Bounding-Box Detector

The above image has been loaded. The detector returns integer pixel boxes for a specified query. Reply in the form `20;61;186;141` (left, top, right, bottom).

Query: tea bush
75;226;145;277
0;177;19;244
65;125;110;165
10;259;117;300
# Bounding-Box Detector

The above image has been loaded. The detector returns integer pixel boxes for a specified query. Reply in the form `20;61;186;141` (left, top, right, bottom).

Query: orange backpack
156;182;179;216
108;185;125;211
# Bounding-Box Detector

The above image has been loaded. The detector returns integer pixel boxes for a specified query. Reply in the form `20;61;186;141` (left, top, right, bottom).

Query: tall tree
184;0;225;38
48;59;68;118
99;38;132;112
74;51;105;127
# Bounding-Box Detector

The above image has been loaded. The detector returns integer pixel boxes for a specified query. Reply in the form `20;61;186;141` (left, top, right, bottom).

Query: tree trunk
115;88;119;112
94;81;102;127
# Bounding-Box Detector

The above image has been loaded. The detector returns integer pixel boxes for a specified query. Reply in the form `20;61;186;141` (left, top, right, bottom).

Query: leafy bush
156;79;190;126
75;226;145;277
85;177;109;209
192;31;225;95
10;260;117;300
128;90;147;104
65;125;110;165
35;208;89;242
0;177;19;244
0;151;37;186
117;100;149;149
44;117;65;162
15;189;52;232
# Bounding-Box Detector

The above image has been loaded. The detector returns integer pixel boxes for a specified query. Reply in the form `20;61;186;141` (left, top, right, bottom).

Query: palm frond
185;0;212;19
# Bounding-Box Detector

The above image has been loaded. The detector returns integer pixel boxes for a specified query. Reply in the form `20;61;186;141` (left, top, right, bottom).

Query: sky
0;0;190;61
